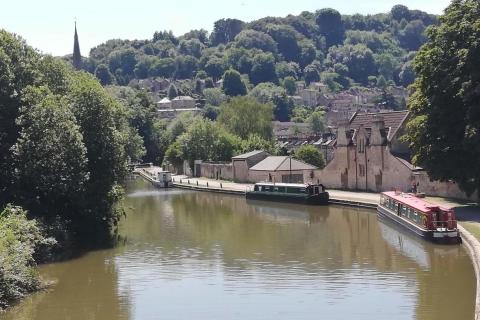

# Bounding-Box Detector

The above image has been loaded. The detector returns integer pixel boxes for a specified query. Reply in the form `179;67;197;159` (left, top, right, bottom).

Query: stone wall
248;170;312;183
233;160;249;182
199;162;233;180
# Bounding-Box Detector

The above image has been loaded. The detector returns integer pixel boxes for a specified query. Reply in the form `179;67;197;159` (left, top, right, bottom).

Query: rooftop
250;156;317;171
349;110;409;140
232;150;266;159
382;191;450;213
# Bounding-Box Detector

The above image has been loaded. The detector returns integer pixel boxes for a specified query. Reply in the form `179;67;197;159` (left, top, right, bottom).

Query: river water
3;178;475;320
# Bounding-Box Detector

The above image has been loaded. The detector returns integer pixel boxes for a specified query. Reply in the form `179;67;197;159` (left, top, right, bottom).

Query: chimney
370;115;385;146
336;120;350;146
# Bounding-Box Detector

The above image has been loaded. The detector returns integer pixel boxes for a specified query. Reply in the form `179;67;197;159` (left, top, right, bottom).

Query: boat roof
381;191;449;213
254;182;312;188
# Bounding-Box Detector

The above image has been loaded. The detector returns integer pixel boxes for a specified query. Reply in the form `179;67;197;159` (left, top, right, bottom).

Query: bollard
188;180;190;184
196;181;198;186
220;183;222;189
207;182;209;187
180;179;182;184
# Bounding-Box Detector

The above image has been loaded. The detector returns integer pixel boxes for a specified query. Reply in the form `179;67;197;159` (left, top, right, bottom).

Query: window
358;138;365;153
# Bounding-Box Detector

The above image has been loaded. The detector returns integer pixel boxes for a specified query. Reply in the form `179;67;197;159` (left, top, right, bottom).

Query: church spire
73;21;82;70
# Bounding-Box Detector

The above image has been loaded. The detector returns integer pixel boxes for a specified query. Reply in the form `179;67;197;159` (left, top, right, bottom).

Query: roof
157;97;171;104
382;191;450;213
250;156;317;171
254;182;308;188
349;110;409;140
232;150;266;160
172;96;195;101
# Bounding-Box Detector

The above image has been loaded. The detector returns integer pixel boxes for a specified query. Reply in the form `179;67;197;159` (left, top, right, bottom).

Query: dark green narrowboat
246;182;329;205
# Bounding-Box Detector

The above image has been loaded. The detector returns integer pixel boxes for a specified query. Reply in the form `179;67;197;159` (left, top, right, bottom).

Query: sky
1;0;452;56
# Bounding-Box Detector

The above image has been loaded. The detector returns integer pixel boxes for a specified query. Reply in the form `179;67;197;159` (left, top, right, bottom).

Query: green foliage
294;145;325;168
327;44;377;85
308;109;327;133
282;76;297;95
250;52;278;85
315;8;345;47
405;0;480;196
304;63;321;85
218;96;273;140
210;18;245;46
168;84;178;99
177;118;240;168
95;64;115;85
239;134;276;154
0;205;55;309
234;29;277;53
203;88;226;106
222;69;247;96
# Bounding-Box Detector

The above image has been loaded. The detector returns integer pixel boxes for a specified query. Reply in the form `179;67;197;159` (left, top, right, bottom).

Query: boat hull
246;191;329;205
377;205;460;244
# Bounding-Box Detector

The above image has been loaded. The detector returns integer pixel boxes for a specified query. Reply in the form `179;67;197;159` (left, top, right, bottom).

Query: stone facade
310;110;478;200
232;150;269;182
198;162;233;180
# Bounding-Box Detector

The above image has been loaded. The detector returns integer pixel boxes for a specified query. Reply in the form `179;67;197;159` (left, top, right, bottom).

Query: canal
3;178;475;320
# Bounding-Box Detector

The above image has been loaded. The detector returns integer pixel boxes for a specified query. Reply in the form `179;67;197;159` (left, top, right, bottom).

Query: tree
218;96;273;140
315;8;345;47
272;93;294;122
203;88;226;106
210;18;245;45
174;55;198;79
376;75;387;89
304;64;320;85
178;39;205;58
240;134;276;154
12;87;88;218
294;145;325;168
95;64;115;85
283;76;297;95
327;44;377;85
249;82;285;104
222;69;247;96
275;61;300;80
168;84;178;99
233;29;277;53
265;24;301;62
204;57;225;81
398;60;416;87
177;118;240;168
308;109;327;133
149;58;175;78
391;4;411;21
250;52;278;85
405;0;480;196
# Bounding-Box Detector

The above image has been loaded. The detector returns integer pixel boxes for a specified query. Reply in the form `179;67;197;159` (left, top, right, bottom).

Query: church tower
73;21;82;70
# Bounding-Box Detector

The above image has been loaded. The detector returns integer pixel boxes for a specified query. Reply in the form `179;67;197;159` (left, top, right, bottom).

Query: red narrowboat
377;191;460;243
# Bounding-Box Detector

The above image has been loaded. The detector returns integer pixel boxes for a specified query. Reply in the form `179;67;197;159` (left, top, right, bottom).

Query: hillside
75;5;436;91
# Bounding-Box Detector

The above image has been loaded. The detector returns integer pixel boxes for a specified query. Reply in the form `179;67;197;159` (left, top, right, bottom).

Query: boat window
254;186;259;191
314;187;319;194
402;205;407;217
265;186;270;191
299;188;306;193
277;187;285;192
274;187;279;192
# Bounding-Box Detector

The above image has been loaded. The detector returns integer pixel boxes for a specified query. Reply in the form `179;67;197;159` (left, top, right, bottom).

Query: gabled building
249;156;317;183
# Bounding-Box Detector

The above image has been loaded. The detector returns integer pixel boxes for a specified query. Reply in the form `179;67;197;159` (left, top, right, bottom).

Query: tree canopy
405;0;480;197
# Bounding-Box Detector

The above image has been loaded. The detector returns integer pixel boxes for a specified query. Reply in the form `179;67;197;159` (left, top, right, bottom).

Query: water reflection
3;178;475;320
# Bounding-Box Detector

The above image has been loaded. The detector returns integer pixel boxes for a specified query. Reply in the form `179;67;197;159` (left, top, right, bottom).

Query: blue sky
1;0;451;56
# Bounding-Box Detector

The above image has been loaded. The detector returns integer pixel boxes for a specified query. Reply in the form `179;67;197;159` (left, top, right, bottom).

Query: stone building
232;150;269;182
249;156;317;184
312;110;476;200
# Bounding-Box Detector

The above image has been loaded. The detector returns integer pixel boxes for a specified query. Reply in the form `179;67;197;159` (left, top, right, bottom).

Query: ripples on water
2;178;475;320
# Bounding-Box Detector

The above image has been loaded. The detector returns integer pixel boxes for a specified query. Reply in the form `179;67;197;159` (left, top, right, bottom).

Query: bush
0;205;55;309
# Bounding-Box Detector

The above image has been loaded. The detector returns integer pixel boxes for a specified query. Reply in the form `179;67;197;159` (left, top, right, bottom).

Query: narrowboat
377;191;460;243
246;182;329;205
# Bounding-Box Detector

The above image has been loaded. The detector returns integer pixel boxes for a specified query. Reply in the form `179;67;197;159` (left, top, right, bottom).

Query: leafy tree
308;109;327;133
398;20;427;51
222;69;247;96
204;57;226;81
265;24;301;61
234;29;277;53
315;8;345;47
203;88;226;106
398;60;415;86
107;48;138;84
291;106;312;122
391;5;411;21
174;55;198;79
204;77;215;88
275;61;300;79
149;57;175;78
95;64;115;85
405;0;480;196
283;76;297;95
177;118;240;168
298;39;317;68
294;145;325;168
218;96;273;140
210;18;246;45
250;52;278;85
239;134;276;154
153;30;178;45
168;84;178;99
202;105;220;121
12;87;88;219
181;29;209;45
376;75;387;89
179;39;205;58
164;141;183;169
272;93;294;122
249;82;285;104
327;44;376;85
304;63;320;85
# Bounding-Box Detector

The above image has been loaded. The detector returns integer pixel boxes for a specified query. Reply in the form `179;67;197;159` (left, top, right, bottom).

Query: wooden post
207;182;209;187
220;183;223;189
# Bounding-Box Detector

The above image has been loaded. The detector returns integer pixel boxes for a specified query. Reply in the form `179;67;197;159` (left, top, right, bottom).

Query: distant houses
156;96;201;119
